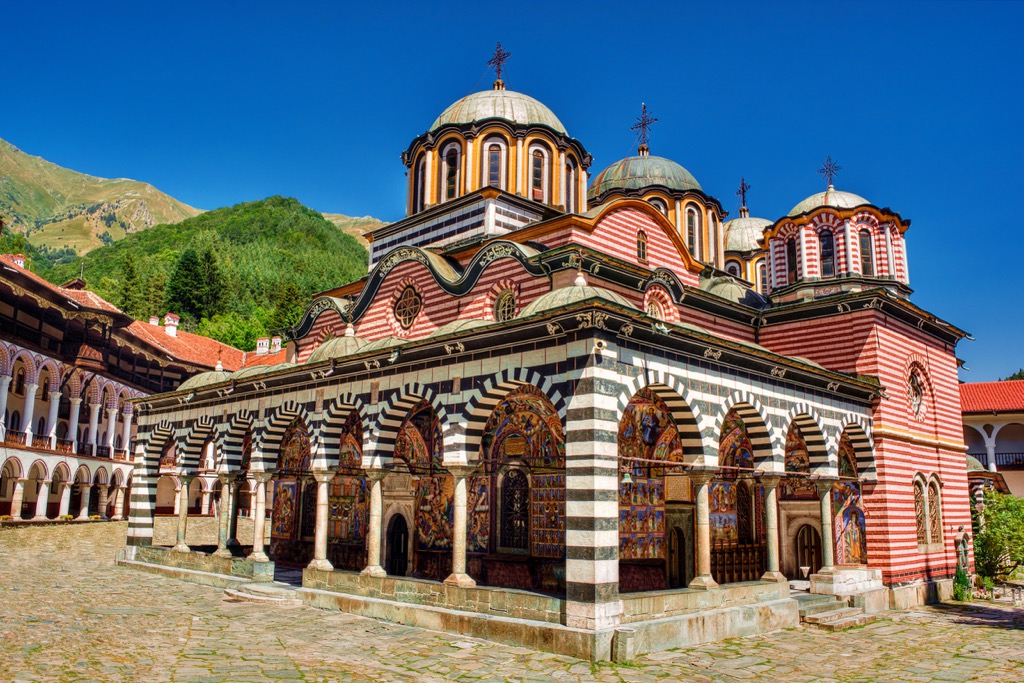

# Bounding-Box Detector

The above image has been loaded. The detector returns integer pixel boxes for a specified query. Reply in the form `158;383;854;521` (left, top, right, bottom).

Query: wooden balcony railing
711;542;766;584
996;452;1024;468
55;438;75;454
4;429;27;446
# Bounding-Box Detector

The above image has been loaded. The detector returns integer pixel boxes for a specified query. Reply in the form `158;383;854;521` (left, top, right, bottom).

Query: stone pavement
1;523;1022;683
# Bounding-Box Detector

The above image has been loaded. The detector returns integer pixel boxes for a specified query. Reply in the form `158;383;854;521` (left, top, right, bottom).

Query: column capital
69;397;83;405
688;469;716;486
364;468;389;482
758;474;783;489
814;477;838;495
444;463;478;478
252;470;274;484
217;472;234;484
312;470;334;484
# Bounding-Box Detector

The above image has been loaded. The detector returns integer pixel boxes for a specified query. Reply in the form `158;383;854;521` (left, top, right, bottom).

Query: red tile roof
960;380;1024;414
240;349;288;368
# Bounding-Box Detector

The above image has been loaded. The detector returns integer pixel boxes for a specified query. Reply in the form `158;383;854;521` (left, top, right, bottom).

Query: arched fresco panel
833;431;867;565
781;424;817;500
328;412;369;571
711;409;766;583
269;418;313;565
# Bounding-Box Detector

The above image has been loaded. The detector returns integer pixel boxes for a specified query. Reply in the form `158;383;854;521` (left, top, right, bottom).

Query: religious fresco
709;481;738;543
467;475;490;554
838;432;858;478
781;425;817;500
832;481;867;564
279;419;311;473
711;410;754;544
328;413;368;570
617;389;683;562
271;480;297;537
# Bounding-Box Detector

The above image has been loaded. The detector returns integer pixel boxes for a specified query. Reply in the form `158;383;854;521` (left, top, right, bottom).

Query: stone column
308;470;335;572
213;474;234;557
120;408;134;457
986;442;998;473
760;475;786;582
173;476;192;552
444;464;477;587
227;478;241;547
32;479;51;520
816;479;836;573
104;408;118;451
10;478;26;519
86;402;102;455
110;486;127;521
68;398;83;452
22;383;39;441
96;483;109;519
172;484;181;515
58;481;73;517
689;471;718;589
45;392;61;448
77;483;91;519
0;375;11;439
360;469;387;577
200;485;211;516
250;472;271;562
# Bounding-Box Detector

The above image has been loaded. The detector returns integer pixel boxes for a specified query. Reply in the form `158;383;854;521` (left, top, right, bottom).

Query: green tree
196;309;269;351
195;243;226;320
1004;368;1024;381
145;269;167;319
165;247;204;321
974;492;1024;580
116;252;144;317
268;281;308;332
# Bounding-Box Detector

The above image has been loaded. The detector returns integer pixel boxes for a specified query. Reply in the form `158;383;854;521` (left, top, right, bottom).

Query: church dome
177;369;231;391
723;213;771;252
518;284;635;318
430;88;567;135
588;153;702;200
305;335;368;364
788;185;870;217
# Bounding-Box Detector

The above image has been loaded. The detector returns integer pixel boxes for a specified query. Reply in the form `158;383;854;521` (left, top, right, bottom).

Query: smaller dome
306;336;368;364
723;214;771;252
232;363;294;380
698;276;766;308
430;88;567;135
788;185;870;217
427;319;492;338
178;370;231;391
588;154;702;200
519;285;635;318
966;454;986;472
362;336;409;352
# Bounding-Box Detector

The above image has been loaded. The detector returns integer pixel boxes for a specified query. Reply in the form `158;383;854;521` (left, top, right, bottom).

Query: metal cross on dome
631;102;658;148
736;177;751;207
818;155;841;187
488;42;512;81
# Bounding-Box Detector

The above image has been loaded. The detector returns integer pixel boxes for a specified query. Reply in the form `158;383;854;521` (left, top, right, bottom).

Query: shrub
953;565;971;601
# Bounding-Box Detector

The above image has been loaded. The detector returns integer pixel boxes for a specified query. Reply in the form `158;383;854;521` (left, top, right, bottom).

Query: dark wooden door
795;524;822;577
386;515;409;577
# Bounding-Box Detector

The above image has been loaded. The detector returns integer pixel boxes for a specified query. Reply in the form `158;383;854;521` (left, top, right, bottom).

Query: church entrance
666;507;695;588
386;515;409;577
795;524;822;577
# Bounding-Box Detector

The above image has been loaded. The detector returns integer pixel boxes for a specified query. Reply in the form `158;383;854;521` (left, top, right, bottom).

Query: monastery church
121;53;971;660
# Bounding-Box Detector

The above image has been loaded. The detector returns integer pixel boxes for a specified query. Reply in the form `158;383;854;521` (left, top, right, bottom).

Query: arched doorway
327;412;368;571
269;417;313;566
795;524;822;577
386;514;409;577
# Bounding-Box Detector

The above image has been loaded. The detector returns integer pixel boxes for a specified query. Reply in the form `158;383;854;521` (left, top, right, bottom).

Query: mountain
321;213;384;249
0;137;200;255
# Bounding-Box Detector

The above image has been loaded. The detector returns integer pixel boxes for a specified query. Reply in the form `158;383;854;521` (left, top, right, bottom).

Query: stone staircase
794;592;876;632
223;582;302;606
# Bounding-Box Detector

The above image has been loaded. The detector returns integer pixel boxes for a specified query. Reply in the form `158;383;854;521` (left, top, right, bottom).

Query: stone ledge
116;557;253;590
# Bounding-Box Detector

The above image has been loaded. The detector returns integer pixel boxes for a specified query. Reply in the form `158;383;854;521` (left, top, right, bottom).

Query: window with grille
786;237;798;284
394;286;422;329
487;144;502;187
928;483;942;544
637;230;648;262
500;468;530;551
565;160;576;213
531;150;544;201
819;230;835;277
494;289;516;322
859;229;874;276
444;148;459;201
758;261;767;295
914;481;927;544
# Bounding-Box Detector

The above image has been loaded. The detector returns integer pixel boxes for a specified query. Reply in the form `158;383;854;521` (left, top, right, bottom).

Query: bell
620;471;633;485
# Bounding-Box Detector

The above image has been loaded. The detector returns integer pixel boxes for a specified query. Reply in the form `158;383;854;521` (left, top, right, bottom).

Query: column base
443;572;477;588
308;558;334;572
31;515;49;522
250;551;270;562
688;574;719;590
360;565;387;578
110;514;123;521
172;543;191;554
760;571;788;583
212;547;234;558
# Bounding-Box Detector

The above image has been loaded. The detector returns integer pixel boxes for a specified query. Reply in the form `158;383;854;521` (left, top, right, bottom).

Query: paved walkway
0;523;1022;682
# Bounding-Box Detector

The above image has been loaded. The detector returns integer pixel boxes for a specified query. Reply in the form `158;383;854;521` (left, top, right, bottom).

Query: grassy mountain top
0;138;200;255
321;213;384;249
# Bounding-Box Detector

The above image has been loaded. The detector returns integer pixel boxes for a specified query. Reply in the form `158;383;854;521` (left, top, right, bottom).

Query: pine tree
164;248;205;322
268;281;308;332
116;252;143;317
196;243;226;320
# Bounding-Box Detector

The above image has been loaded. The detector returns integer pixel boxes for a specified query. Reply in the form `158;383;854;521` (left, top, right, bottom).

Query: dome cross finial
631;102;658;154
488;42;512;85
737;177;751;207
818;155;841;188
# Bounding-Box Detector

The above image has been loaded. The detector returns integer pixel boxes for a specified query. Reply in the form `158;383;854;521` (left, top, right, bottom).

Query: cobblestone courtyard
1;523;1022;683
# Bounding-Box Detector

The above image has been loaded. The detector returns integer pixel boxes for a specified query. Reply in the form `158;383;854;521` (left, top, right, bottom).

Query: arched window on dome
529;144;551;203
483;137;507;190
636;230;648;263
649;197;668;216
758;260;767;295
646;299;662;320
859;229;874;276
442;144;462;202
685;205;701;258
413;155;426;213
565;158;577;213
785;237;798;284
725;261;741;277
819;230;836;278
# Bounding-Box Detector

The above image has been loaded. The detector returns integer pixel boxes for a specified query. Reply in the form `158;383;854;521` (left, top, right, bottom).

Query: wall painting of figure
781;424;817;500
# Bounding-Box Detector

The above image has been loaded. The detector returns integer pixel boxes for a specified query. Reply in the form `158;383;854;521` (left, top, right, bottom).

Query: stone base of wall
889;579;954;609
810;567;884;596
122;545;275;583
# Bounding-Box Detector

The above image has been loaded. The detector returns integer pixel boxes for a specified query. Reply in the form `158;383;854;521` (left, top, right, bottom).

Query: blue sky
4;1;1021;380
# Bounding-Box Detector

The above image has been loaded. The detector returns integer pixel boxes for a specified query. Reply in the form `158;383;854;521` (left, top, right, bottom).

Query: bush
974;492;1024;581
953;565;971;601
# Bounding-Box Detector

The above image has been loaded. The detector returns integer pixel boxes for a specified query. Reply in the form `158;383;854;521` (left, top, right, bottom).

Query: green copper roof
427;319;493;338
788;186;870;217
588;154;702;199
430;89;567;135
232;363;294;380
967;454;986;472
305;335;368;364
177;370;231;391
518;285;635;318
723;215;771;252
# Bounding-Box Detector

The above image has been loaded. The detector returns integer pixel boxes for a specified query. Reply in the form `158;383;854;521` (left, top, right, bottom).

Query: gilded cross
736;177;751;207
488;42;512;81
818;155;841;187
631;102;658;148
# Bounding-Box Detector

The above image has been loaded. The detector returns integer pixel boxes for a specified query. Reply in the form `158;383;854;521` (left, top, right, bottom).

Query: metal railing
95;445;111;458
995;452;1024;468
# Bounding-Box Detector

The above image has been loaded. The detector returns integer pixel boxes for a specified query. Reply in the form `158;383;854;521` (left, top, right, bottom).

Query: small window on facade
494;289;516;322
908;371;924;418
565;160;577;213
531;150;545;201
859;229;874;276
500;468;530;551
786;237;798;284
819;230;835;278
649;198;668;215
444;147;460;201
413;156;426;213
725;261;741;277
37;417;45;435
487;144;502;188
758;261;768;295
41;381;49;401
914;481;927;544
9;411;20;432
646;300;662;320
14;368;25;395
686;207;700;256
928;482;942;544
394;286;422;329
636;230;648;262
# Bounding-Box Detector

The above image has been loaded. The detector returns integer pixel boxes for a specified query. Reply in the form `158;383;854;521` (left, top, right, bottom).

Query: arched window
914;480;927;544
758;261;768;295
529;146;550;203
40;378;49;402
494;289;516;322
819;230;835;278
786;237;798;284
14;368;25;396
500;468;530;552
413;155;426;213
442;144;461;201
394;286;422;329
9;411;20;432
37;417;45;435
636;230;648;262
483;137;507;190
725;261;741;277
928;481;942;545
649;197;668;216
565;159;577;213
859;229;874;276
646;299;662;319
686;206;701;256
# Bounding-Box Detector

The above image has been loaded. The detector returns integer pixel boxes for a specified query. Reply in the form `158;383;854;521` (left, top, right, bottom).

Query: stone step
797;597;846;617
224;583;302;606
816;613;876;631
802;607;863;624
